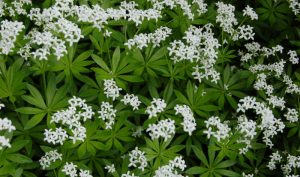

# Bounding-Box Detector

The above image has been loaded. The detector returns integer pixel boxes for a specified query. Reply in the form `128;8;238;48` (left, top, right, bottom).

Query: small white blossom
121;94;141;110
121;171;138;177
128;147;147;171
44;127;68;145
243;5;258;20
237;25;255;41
204;116;231;141
192;0;208;15
216;2;237;35
153;156;186;177
125;26;171;49
103;79;122;101
39;150;63;169
0;20;25;55
145;98;166;118
105;164;116;173
285;108;299;123
98;102;117;129
174;105;196;136
62;162;78;177
146;118;175;141
288;50;299;64
267;151;282;170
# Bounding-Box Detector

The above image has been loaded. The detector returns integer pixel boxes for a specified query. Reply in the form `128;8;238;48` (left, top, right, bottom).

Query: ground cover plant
0;0;300;176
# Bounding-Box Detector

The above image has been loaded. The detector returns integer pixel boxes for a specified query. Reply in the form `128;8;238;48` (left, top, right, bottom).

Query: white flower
78;169;92;177
103;79;122;101
0;118;16;132
44;127;68;145
243;5;258;20
237;97;285;148
0;136;11;150
236;115;257;154
121;94;141;110
285;108;299;123
168;24;220;84
69;125;86;144
62;162;78;177
289;0;300;15
125;26;171;49
204;116;231;141
98;102;117;129
242;172;254;177
46;18;83;46
288;50;299;64
145;98;166;118
267;151;282;170
192;0;208;15
105;164;116;173
104;30;112;37
174;105;196;136
153;156;186;177
237;25;255;41
0;20;25;55
132;126;143;137
266;95;286;110
216;2;237;35
121;171;138;177
128;147;147;171
39;150;63;169
146;118;175;141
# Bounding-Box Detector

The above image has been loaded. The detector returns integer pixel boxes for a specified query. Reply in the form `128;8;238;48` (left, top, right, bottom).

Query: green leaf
91;54;110;72
112;47;120;73
192;146;208;167
24;113;46;130
23;84;46;109
6;154;32;164
15;107;44;114
186;167;208;174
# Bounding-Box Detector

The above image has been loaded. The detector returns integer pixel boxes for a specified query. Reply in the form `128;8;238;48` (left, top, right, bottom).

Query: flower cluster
236;115;257;154
44;96;94;145
145;98;166;118
174;104;196;136
121;93;141;110
39;150;63;169
121;171;138;177
46;18;83;46
267;151;282;170
98;102;117;129
288;50;299;64
237;96;285;148
285;108;299;123
146;118;176;141
203;116;231;141
0;117;16;150
289;0;300;15
153;156;187;177
125;26;172;49
168;24;221;83
242;5;258;20
281;154;300;176
0;104;16;150
216;2;237;35
128;147;147;171
0;20;24;55
62;162;92;177
103;79;122;101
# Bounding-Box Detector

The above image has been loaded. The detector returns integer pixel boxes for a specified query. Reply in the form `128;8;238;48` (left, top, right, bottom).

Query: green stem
53;169;57;177
42;72;47;96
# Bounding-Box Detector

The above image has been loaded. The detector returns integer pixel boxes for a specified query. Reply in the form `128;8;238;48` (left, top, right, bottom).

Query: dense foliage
0;0;300;176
